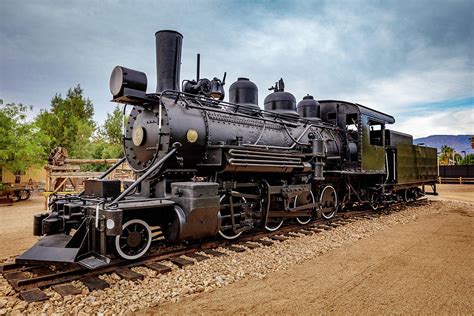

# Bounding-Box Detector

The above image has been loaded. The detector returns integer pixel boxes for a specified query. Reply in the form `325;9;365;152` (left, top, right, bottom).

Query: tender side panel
396;144;437;184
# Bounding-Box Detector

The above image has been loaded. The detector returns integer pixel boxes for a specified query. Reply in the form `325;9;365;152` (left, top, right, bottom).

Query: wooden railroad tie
81;276;109;291
3;271;27;282
225;245;246;253
203;249;227;257
185;253;210;262
318;224;333;230
170;257;194;268
241;242;261;249
254;239;273;246
116;268;144;281
19;288;49;302
30;266;53;276
270;235;288;242
145;262;172;274
52;284;82;297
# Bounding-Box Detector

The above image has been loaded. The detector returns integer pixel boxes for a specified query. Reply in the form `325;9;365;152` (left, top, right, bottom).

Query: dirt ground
431;183;474;203
0;185;473;314
0;196;43;259
0;185;471;259
149;185;473;315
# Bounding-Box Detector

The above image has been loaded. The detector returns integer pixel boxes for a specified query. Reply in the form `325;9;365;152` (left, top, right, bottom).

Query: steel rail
0;199;429;294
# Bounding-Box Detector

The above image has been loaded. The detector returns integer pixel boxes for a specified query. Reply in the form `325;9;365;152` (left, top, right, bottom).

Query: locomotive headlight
110;66;147;99
186;129;198;143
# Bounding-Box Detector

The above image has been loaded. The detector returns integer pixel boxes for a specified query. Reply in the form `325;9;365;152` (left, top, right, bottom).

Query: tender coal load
264;78;299;118
297;94;320;119
229;77;260;114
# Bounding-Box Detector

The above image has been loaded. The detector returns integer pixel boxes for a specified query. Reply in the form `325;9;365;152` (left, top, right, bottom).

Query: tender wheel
403;188;416;202
218;194;244;240
294;191;315;225
114;219;152;260
320;185;337;219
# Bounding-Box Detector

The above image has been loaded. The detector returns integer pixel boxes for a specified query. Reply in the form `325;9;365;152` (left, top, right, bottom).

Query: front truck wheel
114;219;152;260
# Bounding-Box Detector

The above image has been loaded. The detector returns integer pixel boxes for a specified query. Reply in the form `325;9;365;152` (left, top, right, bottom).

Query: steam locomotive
17;30;437;268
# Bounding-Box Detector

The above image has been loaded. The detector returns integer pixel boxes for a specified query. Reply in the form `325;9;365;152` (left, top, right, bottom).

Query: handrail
108;144;179;207
74;157;126;199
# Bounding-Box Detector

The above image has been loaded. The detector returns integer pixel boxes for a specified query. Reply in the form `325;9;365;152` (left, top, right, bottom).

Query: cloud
0;0;473;140
342;55;474;113
394;107;474;138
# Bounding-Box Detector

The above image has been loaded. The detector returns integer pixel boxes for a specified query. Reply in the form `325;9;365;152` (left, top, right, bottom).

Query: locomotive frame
16;30;438;268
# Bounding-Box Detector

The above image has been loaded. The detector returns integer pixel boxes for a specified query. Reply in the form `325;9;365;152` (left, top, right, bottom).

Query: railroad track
0;199;428;302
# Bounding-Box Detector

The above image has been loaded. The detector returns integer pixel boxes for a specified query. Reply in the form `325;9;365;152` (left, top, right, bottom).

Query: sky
1;0;473;138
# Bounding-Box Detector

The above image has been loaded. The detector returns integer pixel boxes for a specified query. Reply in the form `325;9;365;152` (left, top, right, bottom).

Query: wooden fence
438;165;474;184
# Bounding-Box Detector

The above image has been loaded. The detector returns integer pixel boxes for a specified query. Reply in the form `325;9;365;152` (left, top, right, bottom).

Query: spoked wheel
320;185;338;219
19;190;30;201
403;188;416;202
218;193;245;240
294;191;315;225
114;219;152;260
265;218;284;232
368;191;380;211
7;192;20;202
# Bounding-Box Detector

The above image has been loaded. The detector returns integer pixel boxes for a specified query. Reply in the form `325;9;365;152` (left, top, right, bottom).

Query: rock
86;295;96;303
0;300;6;309
129;304;140;312
13;301;28;311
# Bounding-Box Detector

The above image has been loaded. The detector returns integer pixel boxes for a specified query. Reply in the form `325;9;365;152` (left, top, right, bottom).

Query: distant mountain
414;135;473;154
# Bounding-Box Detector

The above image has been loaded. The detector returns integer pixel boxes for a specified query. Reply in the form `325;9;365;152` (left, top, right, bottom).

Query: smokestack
155;30;183;92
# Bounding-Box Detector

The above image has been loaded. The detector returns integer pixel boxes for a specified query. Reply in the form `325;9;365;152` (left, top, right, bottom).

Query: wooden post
460;177;462;184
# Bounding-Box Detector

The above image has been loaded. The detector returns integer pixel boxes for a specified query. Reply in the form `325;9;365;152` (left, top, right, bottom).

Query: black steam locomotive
18;30;437;268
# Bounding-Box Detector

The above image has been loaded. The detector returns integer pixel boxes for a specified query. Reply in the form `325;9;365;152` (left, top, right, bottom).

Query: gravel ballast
0;200;463;315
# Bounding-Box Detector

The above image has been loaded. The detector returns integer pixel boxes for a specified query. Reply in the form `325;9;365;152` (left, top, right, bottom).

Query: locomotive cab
318;100;395;173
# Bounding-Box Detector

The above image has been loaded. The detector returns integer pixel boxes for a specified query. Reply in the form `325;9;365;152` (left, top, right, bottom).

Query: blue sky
1;0;473;138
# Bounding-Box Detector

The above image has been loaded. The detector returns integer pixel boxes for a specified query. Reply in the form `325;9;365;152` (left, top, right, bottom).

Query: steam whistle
183;54;226;100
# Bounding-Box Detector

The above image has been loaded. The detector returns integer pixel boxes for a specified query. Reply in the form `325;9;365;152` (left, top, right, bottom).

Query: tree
439;145;454;165
460;154;474;165
35;85;95;158
99;105;124;158
0;100;50;175
81;105;125;172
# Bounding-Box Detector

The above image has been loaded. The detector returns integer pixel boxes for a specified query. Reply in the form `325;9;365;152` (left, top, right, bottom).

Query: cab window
368;120;384;146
